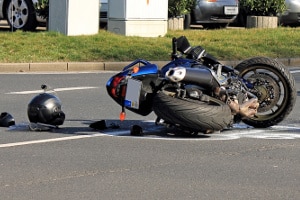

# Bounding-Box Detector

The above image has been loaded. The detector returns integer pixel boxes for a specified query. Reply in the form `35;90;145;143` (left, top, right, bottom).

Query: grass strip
0;27;299;63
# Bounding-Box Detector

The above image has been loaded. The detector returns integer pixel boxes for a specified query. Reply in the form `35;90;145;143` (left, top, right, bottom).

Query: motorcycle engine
217;76;260;118
220;77;248;104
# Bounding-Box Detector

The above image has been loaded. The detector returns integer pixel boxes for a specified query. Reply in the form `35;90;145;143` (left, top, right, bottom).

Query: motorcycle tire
152;91;232;133
235;57;297;128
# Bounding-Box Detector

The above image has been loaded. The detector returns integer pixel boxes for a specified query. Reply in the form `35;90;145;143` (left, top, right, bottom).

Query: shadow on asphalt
5;119;300;142
6;119;212;139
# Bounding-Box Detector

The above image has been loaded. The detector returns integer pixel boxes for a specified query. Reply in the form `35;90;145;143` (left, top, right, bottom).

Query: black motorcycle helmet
27;93;65;126
0;112;15;127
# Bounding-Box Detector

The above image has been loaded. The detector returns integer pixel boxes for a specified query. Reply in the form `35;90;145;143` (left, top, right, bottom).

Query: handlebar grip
172;37;177;55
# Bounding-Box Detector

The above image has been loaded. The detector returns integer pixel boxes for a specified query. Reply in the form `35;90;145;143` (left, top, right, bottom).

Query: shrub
168;0;195;17
239;0;286;16
34;0;49;20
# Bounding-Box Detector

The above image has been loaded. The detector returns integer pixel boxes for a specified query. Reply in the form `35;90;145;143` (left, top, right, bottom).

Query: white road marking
290;70;300;73
0;135;92;148
5;86;98;94
0;133;109;148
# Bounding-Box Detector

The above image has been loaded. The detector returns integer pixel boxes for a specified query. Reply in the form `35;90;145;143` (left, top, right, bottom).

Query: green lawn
0;27;299;63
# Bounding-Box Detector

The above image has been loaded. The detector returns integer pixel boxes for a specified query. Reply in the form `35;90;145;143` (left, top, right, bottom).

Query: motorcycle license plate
124;78;142;109
224;6;238;15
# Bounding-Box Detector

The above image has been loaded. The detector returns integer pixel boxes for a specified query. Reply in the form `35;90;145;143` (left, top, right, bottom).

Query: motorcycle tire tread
235;56;297;128
152;91;232;132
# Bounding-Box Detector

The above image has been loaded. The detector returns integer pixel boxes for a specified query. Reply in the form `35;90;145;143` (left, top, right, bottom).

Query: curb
0;58;300;73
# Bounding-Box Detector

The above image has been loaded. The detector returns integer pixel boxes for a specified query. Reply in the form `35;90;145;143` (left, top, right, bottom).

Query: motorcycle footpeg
130;125;143;136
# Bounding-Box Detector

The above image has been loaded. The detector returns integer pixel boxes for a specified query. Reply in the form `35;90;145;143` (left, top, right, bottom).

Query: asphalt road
0;69;299;200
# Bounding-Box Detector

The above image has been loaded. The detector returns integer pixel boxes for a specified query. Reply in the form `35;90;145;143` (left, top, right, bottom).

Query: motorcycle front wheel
235;57;297;128
152;91;232;133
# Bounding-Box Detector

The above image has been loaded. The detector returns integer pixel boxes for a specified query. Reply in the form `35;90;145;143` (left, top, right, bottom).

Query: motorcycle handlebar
171;37;178;60
172;37;177;55
122;59;151;71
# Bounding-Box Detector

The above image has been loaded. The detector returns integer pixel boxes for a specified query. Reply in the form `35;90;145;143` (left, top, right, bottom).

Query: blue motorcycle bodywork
106;58;253;116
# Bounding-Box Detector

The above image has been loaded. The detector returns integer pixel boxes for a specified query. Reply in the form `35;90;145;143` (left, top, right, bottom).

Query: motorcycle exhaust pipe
165;67;219;89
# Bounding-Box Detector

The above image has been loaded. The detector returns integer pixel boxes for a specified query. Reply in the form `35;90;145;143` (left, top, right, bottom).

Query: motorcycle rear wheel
152;91;232;133
235;57;297;128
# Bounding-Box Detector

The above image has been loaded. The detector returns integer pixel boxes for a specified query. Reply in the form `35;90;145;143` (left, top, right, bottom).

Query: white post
49;0;99;36
108;0;168;37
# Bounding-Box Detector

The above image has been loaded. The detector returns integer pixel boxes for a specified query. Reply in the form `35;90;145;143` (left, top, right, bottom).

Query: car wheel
6;0;38;31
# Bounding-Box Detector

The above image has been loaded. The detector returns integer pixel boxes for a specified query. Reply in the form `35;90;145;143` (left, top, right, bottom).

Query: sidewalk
0;58;300;73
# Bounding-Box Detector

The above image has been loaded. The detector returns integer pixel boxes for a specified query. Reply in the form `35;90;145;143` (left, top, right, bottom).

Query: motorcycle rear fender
126;73;160;116
106;60;160;116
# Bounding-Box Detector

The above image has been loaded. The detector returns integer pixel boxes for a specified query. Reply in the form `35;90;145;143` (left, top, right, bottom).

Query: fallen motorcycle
106;36;296;134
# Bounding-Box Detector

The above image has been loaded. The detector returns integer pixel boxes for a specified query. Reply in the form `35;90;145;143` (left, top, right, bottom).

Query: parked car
100;0;108;24
0;0;44;31
279;0;300;26
100;0;239;29
188;0;239;28
235;0;300;27
0;0;106;31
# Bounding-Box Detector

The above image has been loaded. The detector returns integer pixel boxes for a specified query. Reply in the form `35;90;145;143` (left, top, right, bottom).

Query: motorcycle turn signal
132;66;139;74
120;112;126;121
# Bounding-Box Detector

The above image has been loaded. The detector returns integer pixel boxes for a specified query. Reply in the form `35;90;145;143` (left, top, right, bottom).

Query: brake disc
248;73;280;112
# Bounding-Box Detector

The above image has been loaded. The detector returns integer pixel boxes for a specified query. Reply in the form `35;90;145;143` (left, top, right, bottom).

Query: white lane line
5;86;98;94
290;70;300;74
0;130;235;148
0;133;110;148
